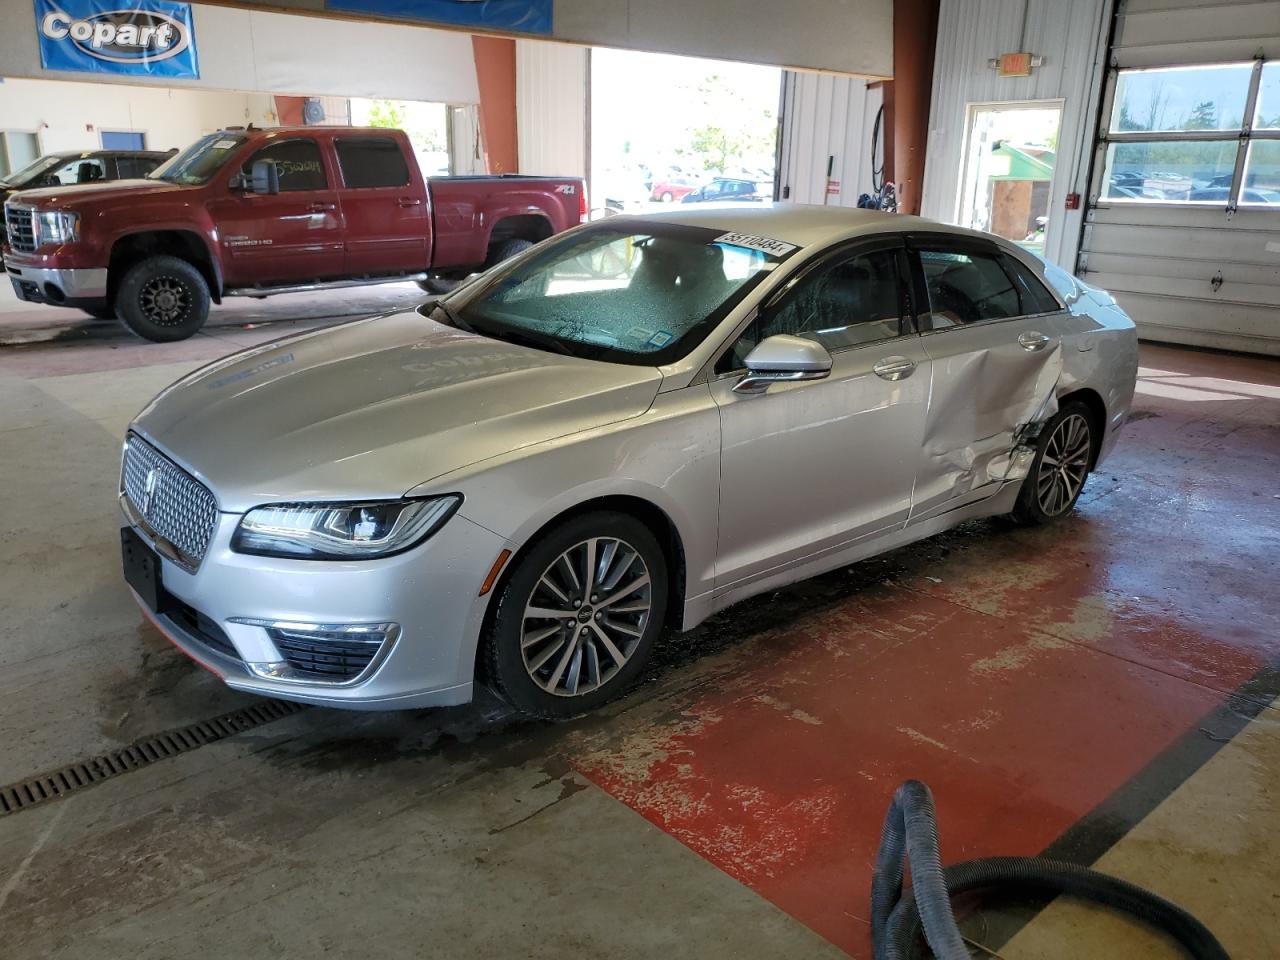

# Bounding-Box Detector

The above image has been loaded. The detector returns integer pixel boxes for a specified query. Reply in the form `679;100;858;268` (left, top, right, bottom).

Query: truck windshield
149;134;247;185
446;221;793;365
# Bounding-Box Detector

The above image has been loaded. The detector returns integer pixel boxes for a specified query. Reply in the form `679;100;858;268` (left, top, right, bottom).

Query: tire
484;511;668;719
484;237;534;269
1010;400;1097;526
660;191;674;202
115;256;210;342
81;305;116;320
417;275;462;295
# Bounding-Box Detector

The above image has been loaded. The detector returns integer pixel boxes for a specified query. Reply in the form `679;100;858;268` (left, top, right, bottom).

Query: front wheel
1011;401;1096;525
116;256;210;342
484;512;668;719
660;191;674;202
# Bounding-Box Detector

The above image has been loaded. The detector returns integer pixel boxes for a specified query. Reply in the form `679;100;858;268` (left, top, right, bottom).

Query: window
917;248;1021;329
1000;254;1062;314
1101;61;1280;207
719;249;903;371
50;157;107;185
116;155;164;180
336;137;410;189
242;139;326;192
0;131;40;179
151;134;246;186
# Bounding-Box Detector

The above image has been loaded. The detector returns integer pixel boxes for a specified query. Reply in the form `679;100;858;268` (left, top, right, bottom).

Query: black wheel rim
1036;413;1091;516
139;276;191;327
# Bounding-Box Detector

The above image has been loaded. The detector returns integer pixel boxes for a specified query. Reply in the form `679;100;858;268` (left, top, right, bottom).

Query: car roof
604;203;985;250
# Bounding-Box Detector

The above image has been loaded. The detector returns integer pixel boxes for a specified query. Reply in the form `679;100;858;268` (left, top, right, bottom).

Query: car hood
7;179;191;208
132;311;663;512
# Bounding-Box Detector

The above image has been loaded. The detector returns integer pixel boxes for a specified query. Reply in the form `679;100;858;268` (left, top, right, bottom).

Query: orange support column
890;0;940;215
471;35;519;174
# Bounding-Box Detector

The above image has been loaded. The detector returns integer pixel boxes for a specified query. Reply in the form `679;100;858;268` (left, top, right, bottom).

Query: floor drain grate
0;699;308;817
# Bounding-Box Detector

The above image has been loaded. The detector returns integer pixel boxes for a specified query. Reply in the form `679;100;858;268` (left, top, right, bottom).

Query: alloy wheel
139;276;191;326
1036;413;1091;516
521;537;652;697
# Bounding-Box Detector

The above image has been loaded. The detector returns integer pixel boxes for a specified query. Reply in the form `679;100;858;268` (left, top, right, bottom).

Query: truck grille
4;204;35;253
122;434;219;568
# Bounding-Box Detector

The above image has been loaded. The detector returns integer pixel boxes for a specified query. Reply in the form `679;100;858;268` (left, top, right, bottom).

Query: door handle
309;202;336;212
397;197;423;207
873;356;916;381
1018;331;1053;351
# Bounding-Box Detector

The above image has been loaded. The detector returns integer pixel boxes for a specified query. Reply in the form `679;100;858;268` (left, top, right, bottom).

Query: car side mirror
251;159;280;195
733;334;832;395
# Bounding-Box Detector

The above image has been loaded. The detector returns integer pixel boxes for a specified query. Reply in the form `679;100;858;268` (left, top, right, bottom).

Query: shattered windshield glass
448;222;793;364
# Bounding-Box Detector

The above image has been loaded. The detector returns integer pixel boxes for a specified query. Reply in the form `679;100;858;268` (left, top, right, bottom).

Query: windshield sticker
646;331;674;348
626;326;654;341
714;232;798;258
212;139;239;150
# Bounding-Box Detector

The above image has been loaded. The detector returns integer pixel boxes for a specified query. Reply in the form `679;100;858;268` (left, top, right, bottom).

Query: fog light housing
229;619;400;684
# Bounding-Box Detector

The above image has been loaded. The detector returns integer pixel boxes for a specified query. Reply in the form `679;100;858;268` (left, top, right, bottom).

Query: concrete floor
0;323;1276;958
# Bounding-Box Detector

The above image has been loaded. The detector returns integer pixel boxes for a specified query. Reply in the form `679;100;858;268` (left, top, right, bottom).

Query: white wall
777;72;884;206
919;0;1112;269
0;78;275;154
0;0;480;104
516;40;588;178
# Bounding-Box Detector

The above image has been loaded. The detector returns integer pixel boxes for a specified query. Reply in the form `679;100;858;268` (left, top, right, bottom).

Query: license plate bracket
121;526;167;613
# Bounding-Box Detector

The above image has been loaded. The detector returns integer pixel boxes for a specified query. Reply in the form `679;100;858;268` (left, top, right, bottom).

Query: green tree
1185;100;1218;130
367;100;406;130
678;73;776;175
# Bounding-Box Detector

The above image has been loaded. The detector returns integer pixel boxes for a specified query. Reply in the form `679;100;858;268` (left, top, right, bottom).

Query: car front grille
4;204;35;253
122;434;219;568
268;626;387;681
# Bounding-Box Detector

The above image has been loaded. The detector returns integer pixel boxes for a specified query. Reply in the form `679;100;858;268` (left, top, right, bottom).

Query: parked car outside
0;149;174;207
118;205;1137;718
681;177;770;203
3;127;585;339
650;176;700;202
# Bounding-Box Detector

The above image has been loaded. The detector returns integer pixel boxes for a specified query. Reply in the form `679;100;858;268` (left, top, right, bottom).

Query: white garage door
1079;0;1280;355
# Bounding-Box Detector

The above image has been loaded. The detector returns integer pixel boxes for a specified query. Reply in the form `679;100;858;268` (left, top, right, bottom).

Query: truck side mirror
251;160;280;196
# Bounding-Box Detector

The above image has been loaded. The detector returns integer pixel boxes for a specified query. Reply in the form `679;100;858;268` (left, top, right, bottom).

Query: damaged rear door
905;235;1067;522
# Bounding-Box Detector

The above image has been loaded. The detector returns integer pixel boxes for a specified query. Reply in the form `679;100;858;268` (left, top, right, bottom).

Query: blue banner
35;0;199;79
326;0;551;35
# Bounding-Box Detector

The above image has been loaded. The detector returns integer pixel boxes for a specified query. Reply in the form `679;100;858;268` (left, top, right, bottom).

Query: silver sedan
119;206;1138;717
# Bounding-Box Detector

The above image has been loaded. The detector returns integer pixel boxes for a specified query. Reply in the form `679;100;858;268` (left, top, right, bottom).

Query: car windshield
0;154;71;188
445;222;792;364
149;134;246;185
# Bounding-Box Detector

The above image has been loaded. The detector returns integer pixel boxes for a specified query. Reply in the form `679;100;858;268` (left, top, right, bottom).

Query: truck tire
484;237;534;269
116;256;210;342
417;275;462;295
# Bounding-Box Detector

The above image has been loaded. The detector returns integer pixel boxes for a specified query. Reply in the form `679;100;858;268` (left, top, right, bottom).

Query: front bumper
123;500;509;710
7;262;108;306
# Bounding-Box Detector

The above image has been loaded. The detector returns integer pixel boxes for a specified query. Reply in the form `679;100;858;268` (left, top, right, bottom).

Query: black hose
870;780;1231;960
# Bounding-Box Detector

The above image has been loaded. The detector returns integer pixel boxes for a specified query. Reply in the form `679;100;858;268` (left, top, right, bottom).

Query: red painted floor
577;344;1280;956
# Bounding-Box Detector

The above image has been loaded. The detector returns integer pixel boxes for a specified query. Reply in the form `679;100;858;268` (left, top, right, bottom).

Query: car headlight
35;210;79;246
232;495;461;560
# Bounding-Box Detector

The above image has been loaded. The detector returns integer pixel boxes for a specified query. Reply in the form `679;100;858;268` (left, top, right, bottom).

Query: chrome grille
4;204;35;253
122;435;219;567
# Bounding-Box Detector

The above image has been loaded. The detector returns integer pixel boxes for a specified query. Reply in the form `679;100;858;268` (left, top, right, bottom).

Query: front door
906;236;1068;521
711;242;930;591
213;136;345;288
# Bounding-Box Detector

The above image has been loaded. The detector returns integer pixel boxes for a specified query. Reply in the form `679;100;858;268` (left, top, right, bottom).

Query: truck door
332;135;430;277
213;136;345;287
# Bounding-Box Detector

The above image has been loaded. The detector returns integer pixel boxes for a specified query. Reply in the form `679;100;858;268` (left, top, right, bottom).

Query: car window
242;139;326;192
719;248;903;372
116;156;161;179
1000;254;1061;314
51;157;106;185
335;137;410;189
917;248;1021;329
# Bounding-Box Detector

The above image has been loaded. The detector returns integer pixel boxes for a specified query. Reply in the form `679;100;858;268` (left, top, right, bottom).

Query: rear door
906;235;1068;522
212;136;345;286
333;135;430;276
711;239;931;590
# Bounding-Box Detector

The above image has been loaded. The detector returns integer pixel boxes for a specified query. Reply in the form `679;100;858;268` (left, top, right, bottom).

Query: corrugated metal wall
776;72;885;207
920;0;1111;268
1078;0;1280;355
515;39;589;178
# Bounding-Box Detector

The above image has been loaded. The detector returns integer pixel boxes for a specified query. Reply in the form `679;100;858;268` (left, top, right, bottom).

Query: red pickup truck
3;126;585;341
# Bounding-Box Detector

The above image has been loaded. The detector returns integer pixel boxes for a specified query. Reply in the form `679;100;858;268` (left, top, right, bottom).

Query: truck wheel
116;256;210;342
484;238;533;269
417;275;462;295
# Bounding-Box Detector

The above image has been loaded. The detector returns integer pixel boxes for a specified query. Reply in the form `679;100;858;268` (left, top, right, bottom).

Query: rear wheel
115;256;210;342
417;275;462;295
484;237;534;269
1011;401;1096;525
484;512;668;719
660;191;674;202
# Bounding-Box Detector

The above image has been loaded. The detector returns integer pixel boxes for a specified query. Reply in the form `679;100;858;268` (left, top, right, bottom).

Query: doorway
958;101;1062;253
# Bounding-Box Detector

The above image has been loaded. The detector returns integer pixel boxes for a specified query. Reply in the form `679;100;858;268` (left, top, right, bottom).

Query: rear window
336;137;410;189
918;249;1021;328
1000;254;1062;314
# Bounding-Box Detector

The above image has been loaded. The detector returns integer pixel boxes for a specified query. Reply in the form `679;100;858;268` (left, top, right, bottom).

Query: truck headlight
35;210;80;246
232;495;461;560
